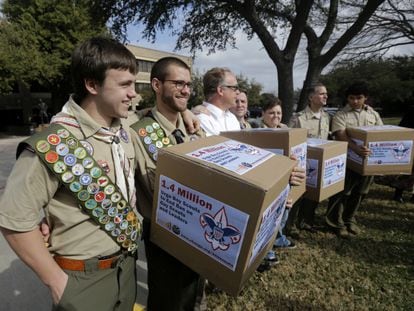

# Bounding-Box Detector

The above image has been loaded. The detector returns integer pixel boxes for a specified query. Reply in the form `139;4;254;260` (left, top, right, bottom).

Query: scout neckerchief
130;111;173;162
51;103;136;210
18;124;141;253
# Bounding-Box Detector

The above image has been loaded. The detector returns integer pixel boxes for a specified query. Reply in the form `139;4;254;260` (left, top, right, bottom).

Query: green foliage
0;0;108;96
321;56;414;115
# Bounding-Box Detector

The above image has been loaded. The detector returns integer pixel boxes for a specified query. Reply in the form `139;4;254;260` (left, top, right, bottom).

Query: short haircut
345;81;369;97
150;57;191;83
203;67;233;99
71;36;138;103
307;82;326;99
262;95;282;112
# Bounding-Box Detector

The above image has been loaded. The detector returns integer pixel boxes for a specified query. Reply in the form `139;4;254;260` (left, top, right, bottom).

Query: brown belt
54;254;120;271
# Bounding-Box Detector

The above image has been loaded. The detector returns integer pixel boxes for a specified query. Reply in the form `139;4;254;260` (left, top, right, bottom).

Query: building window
137;60;154;73
135;83;151;93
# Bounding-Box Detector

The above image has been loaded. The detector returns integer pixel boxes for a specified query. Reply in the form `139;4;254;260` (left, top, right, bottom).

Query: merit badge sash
17;124;141;253
130;114;172;162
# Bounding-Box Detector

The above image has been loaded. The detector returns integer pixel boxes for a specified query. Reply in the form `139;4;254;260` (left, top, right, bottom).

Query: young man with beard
130;57;206;311
0;37;141;310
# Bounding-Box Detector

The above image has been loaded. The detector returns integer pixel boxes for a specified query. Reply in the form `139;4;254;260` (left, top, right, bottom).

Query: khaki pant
54;254;137;311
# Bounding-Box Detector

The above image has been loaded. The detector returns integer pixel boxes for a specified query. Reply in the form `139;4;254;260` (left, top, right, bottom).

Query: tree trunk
276;63;295;124
296;59;323;112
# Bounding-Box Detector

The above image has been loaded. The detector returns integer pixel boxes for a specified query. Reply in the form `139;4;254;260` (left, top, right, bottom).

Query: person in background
287;83;331;234
255;96;287;129
326;81;383;238
229;91;251;129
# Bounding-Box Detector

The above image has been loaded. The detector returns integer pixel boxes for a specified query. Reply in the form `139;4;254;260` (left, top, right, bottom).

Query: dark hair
203;67;233;99
150;57;191;84
71;36;138;102
262;95;282;112
345;81;369;97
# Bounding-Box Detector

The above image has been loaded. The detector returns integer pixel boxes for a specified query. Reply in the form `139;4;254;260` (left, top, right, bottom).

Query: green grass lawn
206;182;414;310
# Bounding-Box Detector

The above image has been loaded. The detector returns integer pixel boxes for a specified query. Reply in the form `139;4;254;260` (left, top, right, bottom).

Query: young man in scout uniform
0;37;141;310
326;81;383;238
130;57;206;311
288;83;331;233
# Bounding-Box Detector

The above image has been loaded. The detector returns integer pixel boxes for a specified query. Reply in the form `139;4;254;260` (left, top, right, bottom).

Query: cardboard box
303;138;348;202
221;128;308;203
346;125;414;175
151;136;296;296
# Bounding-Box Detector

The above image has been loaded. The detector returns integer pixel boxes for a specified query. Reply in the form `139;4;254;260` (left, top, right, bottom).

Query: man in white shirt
198;67;241;136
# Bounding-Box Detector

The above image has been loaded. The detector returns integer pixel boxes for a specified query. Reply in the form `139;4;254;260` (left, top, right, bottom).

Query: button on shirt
289;105;331;139
198;102;241;136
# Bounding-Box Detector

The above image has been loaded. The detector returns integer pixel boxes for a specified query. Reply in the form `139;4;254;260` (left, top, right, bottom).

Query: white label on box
156;175;249;271
248;184;289;266
367;140;413;165
323;154;347;188
265;148;284;155
307;138;330;146
358;125;399;131
306;159;319;188
187;140;274;175
347;139;364;164
291;142;307;169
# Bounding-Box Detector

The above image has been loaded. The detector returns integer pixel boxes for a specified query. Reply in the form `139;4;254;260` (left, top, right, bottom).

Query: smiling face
230;92;248;119
263;104;283;128
92;68;137;123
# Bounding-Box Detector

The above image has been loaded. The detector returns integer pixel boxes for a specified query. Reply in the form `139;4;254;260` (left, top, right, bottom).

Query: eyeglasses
221;85;240;92
162;79;192;90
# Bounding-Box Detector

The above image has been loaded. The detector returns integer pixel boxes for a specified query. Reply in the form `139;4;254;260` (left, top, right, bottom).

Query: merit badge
97;176;109;187
77;190;90;201
122;240;132;249
36;140;50;153
79;173;92;186
104;184;115;195
152;122;160;130
47;134;61;146
162;137;170;145
87;183;100;195
80;140;94;156
53;161;66;174
105;222;115;231
117;200;127;210
71;163;85;176
66;137;79;149
74;147;87;159
108;207;117;217
90;166;102;179
94;191;106;202
85;199;97;210
111;228;121;237
150;133;158;141
155;141;163;149
152;152;158;161
101;199;112;210
130;230;138;241
144;136;152;145
129;243;138;252
120;220;129;230
111;192;122;203
145;125;154;133
69;181;82;192
61;172;75;184
99;215;110;225
156;129;164;138
117;234;127;243
97;160;110;174
125;225;133;235
45;151;59;164
57;128;70;139
63;154;76;167
120;128;129;143
92;207;104;218
126;211;136;222
114;214;123;224
138;128;147;137
82;157;94;169
148;144;157;153
56;143;69;156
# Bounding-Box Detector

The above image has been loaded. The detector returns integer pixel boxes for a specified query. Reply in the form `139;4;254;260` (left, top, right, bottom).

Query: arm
289;154;306;186
1;228;67;304
181;109;200;134
335;129;371;157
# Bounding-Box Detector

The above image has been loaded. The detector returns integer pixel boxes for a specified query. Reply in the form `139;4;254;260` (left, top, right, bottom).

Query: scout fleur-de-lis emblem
200;207;241;251
393;143;409;160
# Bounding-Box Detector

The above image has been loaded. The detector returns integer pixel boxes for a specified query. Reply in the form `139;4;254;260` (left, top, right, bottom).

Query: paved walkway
0;135;148;310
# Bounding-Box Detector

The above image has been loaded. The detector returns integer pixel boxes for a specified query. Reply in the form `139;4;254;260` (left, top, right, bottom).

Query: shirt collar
203;101;229;119
151;107;187;138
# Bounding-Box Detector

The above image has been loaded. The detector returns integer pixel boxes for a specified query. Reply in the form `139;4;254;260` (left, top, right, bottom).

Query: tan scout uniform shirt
260;120;288;129
331;104;383;133
133;107;204;220
240;119;252;129
0;98;136;259
289;106;331;139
